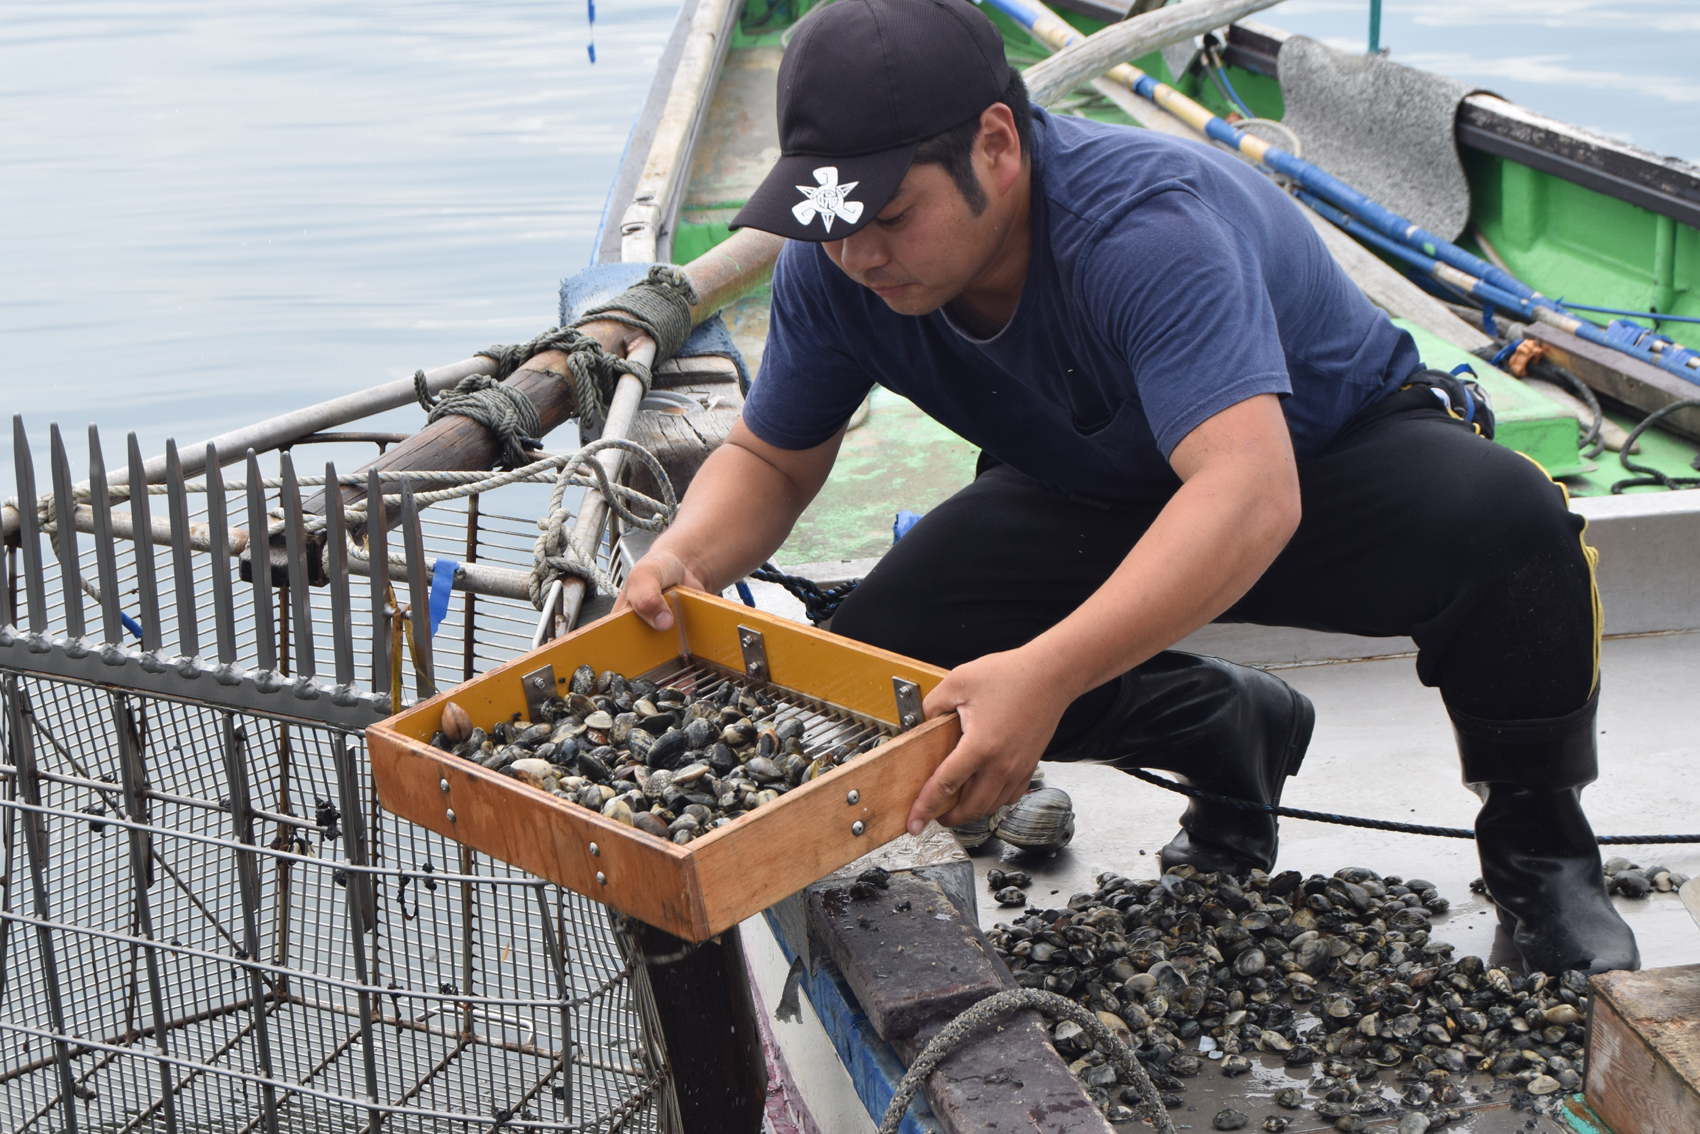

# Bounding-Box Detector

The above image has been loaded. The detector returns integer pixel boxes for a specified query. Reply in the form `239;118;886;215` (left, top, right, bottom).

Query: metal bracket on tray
521;664;558;720
892;678;922;732
737;626;768;682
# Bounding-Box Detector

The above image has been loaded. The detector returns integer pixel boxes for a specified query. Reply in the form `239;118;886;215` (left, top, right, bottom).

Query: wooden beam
1586;964;1700;1134
1527;322;1700;443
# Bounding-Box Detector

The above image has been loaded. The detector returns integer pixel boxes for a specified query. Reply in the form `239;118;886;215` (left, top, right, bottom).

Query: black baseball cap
730;0;1012;242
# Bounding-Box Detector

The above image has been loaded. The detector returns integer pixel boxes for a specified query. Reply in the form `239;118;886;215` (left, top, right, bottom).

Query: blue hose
1210;58;1256;121
1554;301;1700;327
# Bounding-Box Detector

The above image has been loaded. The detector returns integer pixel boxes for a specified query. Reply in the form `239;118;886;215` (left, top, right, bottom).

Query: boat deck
953;632;1700;1134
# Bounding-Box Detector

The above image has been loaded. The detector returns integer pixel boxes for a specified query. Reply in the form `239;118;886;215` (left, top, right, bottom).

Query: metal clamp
738;626;768;681
892;678;922;732
521;664;558;721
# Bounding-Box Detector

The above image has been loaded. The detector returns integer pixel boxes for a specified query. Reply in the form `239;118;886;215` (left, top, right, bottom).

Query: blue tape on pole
735;581;756;608
429;558;458;635
120;611;144;640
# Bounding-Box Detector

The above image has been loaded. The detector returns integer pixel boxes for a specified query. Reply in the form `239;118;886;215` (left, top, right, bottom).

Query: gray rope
528;437;680;608
878;988;1175;1134
574;264;699;361
414;373;542;471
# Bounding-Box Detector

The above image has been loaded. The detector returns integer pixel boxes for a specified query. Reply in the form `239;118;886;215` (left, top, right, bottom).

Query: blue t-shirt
742;108;1423;498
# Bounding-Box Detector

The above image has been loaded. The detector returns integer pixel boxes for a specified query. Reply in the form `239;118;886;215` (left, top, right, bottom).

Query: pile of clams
985;865;1596;1131
430;665;882;843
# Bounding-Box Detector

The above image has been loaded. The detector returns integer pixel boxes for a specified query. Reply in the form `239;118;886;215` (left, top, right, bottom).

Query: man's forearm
1025;461;1299;703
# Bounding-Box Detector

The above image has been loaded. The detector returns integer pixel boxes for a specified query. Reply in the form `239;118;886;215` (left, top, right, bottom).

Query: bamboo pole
1017;0;1285;108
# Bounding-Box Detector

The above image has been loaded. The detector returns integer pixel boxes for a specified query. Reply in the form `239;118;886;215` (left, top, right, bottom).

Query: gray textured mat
1278;36;1484;241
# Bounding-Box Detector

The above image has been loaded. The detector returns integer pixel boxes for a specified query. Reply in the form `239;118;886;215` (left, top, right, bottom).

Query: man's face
820;162;997;316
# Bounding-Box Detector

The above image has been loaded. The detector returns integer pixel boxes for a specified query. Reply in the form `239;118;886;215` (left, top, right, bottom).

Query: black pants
831;386;1599;746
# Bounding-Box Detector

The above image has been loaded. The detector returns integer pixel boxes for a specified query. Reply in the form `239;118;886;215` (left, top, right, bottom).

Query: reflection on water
1276;0;1699;160
2;0;1694;476
0;0;680;472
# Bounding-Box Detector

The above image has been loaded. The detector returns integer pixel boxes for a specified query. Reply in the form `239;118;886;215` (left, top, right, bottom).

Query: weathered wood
1585;964;1700;1134
625;380;742;501
892;1012;1116;1134
803;869;1115;1134
626;919;767;1133
367;588;957;942
807;874;1004;1043
1527;322;1700;443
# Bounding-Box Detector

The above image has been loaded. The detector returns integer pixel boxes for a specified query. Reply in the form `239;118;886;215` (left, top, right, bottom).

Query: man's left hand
907;646;1074;835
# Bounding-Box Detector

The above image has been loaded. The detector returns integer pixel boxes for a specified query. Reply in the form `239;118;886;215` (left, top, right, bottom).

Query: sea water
1;0;1696;471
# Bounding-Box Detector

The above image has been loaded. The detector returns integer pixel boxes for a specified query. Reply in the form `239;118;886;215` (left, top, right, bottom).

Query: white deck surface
970;630;1700;970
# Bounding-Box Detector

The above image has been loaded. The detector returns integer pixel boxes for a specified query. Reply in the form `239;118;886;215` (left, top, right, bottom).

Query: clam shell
440;701;472;744
992;787;1074;852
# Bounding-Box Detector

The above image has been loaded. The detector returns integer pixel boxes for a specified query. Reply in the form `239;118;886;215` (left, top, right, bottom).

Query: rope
575;265;699;361
1611;399;1700;494
749;564;860;626
528;438;679;607
1128;769;1700;845
877;988;1175;1134
415;373;543;472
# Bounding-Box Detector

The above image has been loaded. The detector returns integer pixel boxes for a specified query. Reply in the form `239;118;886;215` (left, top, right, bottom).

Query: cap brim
730;143;917;242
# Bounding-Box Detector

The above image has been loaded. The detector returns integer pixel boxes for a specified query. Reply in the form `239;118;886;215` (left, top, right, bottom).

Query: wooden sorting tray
367;588;960;942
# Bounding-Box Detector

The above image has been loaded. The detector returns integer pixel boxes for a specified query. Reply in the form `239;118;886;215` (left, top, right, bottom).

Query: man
616;0;1637;974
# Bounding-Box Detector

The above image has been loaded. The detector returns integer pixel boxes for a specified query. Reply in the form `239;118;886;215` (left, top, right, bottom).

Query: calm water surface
1;0;1695;472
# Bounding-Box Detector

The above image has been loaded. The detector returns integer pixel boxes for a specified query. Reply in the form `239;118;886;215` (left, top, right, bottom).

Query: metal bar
533;884;573;1115
367;469;390;699
48;423;85;639
400;481;433;698
86;426;126;644
555;337;658;635
330;733;381;1131
164;441;198;658
245;450;277;671
324;464;355;688
217;717;281;1133
109;691;180;1134
463;493;479;682
127;434;163;654
205;446;237;665
12;417;46;632
7;679;80;1133
279;454;315;679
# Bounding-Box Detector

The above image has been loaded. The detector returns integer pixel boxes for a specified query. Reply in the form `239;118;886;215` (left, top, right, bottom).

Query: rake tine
279;453;315;679
324;464;355;689
48;423;84;638
12;417;47;632
87;426;126;645
165;441;199;658
367;469;391;699
205;445;237;665
245;449;276;671
127;434;162;653
401;479;434;698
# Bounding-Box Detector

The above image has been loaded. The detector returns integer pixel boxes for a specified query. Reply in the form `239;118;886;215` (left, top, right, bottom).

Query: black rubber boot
1454;692;1640;975
1050;652;1314;877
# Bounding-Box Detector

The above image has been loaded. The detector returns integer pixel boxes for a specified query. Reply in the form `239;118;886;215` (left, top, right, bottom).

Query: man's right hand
613;549;708;631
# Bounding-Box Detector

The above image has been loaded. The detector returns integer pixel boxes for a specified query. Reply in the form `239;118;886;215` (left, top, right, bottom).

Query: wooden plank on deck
1586;963;1700;1134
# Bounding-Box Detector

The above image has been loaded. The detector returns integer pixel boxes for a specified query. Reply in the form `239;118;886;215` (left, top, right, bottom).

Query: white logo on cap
792;167;864;232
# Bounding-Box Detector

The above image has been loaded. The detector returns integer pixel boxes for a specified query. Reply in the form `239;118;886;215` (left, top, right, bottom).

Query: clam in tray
367;588;961;941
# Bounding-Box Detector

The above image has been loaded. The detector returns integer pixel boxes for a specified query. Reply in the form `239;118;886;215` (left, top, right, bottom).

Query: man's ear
977;103;1023;196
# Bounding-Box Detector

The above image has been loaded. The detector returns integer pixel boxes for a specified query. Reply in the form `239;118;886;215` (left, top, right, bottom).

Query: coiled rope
877;988;1175;1134
1128;768;1700;845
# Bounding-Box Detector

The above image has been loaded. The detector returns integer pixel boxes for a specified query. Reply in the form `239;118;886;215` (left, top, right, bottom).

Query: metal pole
7;679;81;1133
330;733;382;1132
1368;0;1381;54
217;719;281;1134
110;692;180;1134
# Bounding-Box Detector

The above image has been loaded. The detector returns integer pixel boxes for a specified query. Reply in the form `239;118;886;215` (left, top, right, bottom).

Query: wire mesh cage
1;420;674;1132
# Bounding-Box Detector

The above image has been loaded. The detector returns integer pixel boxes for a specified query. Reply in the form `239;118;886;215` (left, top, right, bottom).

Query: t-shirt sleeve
1084;189;1292;459
739;243;876;450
